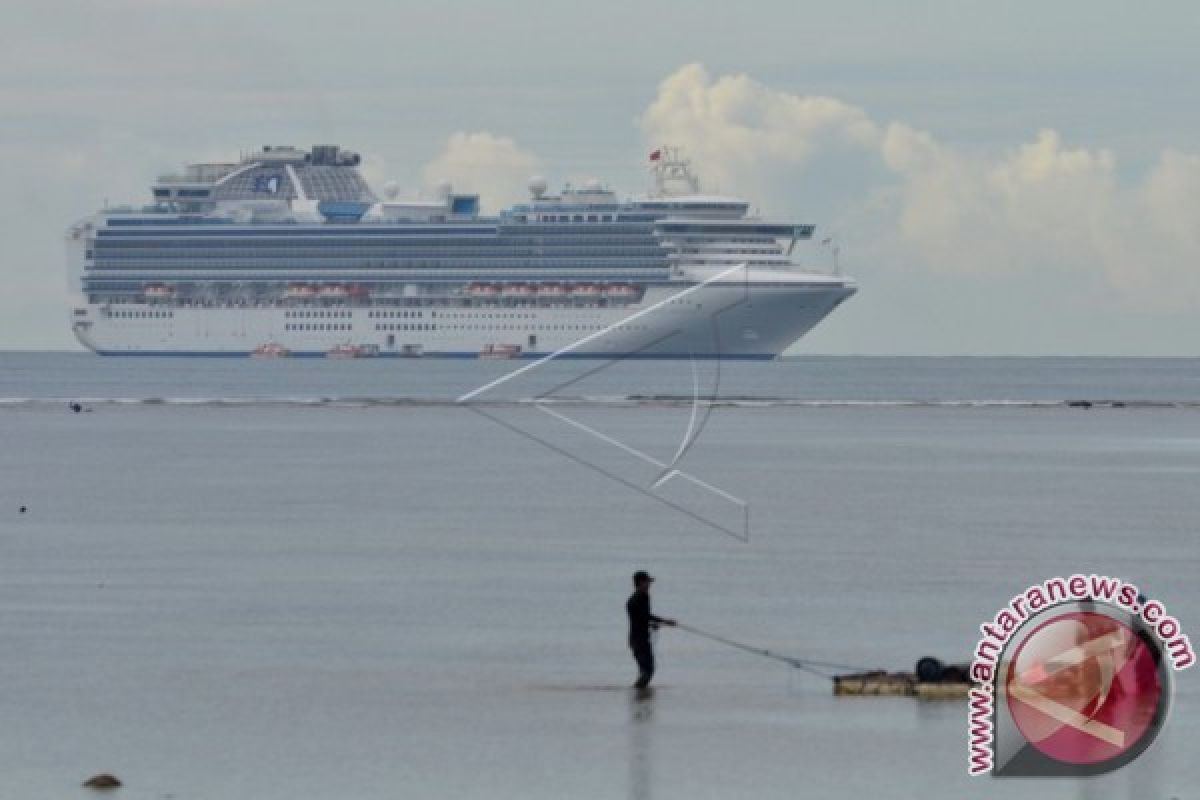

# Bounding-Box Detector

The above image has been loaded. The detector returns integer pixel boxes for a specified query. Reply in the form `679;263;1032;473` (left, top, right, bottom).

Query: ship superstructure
66;145;856;358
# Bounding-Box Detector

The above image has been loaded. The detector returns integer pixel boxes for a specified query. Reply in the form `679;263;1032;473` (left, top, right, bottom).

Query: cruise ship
66;145;856;358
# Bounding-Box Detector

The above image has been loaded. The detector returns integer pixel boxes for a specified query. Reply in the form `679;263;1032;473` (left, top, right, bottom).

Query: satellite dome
528;176;548;198
583;178;603;192
383;181;400;200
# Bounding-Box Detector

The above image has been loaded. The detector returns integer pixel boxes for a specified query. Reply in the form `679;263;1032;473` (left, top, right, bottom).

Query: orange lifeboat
607;283;639;300
143;283;175;300
326;343;379;359
251;342;290;358
479;343;522;359
286;284;317;300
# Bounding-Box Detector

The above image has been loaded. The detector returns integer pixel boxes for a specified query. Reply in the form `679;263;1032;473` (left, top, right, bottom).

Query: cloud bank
421;132;541;212
638;64;1200;312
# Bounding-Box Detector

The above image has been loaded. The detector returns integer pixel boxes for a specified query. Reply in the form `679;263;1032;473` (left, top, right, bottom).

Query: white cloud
1134;150;1200;293
639;64;1200;312
638;63;879;200
421;132;541;212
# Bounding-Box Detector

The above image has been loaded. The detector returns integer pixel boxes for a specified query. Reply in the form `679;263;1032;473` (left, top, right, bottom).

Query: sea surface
2;353;1198;799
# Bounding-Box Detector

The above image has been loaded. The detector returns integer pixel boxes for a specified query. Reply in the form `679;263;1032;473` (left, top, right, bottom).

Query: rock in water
83;774;122;789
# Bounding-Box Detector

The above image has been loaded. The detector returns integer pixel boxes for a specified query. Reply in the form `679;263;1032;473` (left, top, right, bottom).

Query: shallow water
4;352;1200;404
1;355;1198;798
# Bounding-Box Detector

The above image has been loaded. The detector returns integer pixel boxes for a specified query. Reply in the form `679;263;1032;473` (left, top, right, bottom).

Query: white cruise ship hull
72;279;854;359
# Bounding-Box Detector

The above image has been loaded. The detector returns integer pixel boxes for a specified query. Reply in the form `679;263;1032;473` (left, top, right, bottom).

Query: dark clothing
631;640;655;688
626;590;664;647
627;589;663;687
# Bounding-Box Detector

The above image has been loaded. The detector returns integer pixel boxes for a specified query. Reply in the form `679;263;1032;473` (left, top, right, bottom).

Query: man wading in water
627;571;676;688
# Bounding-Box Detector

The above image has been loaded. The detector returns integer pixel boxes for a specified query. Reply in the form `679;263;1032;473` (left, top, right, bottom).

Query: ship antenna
651;146;700;196
820;235;841;276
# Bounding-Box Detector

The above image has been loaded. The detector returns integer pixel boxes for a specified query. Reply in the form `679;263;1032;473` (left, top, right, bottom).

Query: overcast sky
3;0;1198;354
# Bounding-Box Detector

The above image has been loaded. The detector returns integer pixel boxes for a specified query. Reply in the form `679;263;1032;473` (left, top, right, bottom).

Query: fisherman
626;570;675;689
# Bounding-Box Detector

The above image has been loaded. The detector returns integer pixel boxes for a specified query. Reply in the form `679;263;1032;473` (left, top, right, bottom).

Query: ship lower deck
72;281;854;359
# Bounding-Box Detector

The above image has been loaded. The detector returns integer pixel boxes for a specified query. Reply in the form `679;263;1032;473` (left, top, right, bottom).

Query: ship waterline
66;145;856;358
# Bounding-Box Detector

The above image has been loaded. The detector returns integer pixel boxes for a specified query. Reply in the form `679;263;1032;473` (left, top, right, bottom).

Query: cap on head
632;570;655;586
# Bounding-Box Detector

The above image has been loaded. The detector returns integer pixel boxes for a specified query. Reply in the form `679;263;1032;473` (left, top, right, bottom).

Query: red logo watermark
968;575;1192;777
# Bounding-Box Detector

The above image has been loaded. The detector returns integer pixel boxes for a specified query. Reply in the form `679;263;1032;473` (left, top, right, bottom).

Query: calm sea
2;353;1198;799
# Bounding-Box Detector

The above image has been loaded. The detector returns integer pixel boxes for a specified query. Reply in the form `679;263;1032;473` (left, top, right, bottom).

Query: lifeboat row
142;283;175;299
466;282;640;300
285;283;371;300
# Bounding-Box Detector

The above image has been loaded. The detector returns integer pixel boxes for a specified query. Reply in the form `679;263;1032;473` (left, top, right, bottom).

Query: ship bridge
655;218;816;272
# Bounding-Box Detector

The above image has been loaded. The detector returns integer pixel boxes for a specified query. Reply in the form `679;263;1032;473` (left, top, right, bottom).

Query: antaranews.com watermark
968;574;1193;777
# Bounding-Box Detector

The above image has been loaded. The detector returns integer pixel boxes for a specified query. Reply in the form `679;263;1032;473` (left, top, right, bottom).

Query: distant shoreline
2;349;1199;360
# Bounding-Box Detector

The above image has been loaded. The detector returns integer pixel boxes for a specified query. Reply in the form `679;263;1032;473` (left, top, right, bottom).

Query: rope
674;622;874;679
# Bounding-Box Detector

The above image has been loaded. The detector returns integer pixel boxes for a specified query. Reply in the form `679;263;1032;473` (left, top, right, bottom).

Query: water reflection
1074;728;1169;800
628;687;655;800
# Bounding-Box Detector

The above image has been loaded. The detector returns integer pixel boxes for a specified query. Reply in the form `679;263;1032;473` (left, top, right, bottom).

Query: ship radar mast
649;146;700;196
